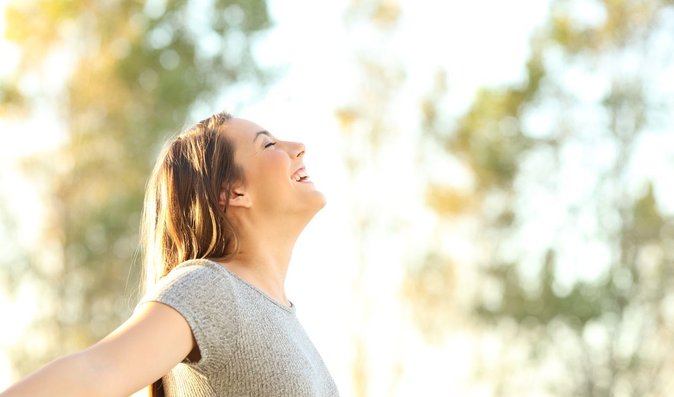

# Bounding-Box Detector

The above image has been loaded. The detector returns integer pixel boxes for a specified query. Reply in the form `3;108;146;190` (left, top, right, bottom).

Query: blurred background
1;0;674;396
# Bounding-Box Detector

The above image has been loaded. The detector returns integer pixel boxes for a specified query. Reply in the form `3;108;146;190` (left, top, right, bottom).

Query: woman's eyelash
264;141;277;148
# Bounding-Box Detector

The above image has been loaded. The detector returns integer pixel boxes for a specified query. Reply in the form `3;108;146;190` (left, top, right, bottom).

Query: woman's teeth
293;169;309;182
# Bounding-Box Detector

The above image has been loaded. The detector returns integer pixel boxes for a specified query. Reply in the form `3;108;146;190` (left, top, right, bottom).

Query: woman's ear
220;185;252;209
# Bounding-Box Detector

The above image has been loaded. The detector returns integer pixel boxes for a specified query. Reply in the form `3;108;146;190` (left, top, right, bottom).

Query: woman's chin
316;189;328;209
304;190;327;218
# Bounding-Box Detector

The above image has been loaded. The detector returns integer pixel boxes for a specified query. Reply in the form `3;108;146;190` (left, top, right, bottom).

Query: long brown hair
140;111;244;396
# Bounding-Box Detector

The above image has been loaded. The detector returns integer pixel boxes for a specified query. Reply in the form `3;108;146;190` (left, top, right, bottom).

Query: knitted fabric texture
137;259;339;397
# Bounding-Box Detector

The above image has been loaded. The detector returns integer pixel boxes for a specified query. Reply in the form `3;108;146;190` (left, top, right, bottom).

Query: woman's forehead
221;118;271;162
223;118;268;142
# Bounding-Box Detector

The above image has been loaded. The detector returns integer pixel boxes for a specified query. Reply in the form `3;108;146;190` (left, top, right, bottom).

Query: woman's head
221;117;326;223
141;112;325;289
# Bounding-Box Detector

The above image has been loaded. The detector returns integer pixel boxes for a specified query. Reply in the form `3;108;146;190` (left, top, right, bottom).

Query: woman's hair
141;111;243;397
140;111;244;293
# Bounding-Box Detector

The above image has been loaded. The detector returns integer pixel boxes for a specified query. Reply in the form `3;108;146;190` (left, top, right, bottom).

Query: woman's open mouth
291;167;311;183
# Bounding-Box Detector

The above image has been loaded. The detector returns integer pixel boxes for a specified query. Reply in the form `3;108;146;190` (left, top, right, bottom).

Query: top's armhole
137;298;209;367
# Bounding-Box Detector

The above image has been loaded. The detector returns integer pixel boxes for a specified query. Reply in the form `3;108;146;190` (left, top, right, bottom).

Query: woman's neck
218;223;301;307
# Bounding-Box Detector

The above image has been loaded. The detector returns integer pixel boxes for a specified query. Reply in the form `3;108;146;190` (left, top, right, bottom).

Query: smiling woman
223;118;326;229
0;111;338;397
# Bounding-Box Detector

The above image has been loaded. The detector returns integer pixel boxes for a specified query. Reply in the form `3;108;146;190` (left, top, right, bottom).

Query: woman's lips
291;166;311;182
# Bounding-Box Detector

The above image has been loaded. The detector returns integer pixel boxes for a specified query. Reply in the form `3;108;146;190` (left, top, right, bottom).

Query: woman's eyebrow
253;130;271;142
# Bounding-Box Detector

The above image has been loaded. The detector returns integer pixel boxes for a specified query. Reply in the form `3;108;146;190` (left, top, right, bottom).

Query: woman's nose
291;142;305;158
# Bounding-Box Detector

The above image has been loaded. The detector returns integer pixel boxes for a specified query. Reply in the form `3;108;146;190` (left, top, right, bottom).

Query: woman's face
223;118;326;218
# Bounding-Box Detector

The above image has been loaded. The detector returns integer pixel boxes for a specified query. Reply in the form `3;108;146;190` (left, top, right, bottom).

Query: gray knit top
137;258;339;397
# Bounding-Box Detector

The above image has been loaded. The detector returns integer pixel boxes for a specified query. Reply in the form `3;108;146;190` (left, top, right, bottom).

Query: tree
412;0;674;395
0;0;271;376
336;1;407;395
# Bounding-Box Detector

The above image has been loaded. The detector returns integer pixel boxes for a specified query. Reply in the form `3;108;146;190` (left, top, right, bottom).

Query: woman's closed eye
264;141;277;149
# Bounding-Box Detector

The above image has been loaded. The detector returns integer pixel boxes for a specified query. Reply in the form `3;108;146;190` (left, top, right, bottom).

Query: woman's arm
0;302;194;397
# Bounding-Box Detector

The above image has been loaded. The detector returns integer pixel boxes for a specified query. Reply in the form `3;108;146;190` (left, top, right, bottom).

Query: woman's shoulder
168;258;227;278
142;259;235;304
136;258;241;372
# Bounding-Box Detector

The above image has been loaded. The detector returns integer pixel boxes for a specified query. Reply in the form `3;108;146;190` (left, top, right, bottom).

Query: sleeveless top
137;259;339;396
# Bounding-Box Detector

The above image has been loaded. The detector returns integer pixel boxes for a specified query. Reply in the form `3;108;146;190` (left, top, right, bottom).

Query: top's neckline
201;259;296;314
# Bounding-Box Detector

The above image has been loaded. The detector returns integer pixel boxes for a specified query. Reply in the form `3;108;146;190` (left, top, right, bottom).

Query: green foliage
1;0;271;376
449;87;533;190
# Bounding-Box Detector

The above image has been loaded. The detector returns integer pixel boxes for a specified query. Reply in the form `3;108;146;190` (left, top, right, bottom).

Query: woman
0;112;339;396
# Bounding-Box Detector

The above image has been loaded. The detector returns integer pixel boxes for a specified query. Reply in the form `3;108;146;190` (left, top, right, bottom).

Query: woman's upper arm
82;302;194;396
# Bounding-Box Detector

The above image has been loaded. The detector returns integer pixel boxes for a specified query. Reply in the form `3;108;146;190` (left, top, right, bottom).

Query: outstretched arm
0;302;193;397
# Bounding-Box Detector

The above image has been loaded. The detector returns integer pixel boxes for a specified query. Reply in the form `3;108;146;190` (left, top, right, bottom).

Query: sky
7;0;673;395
